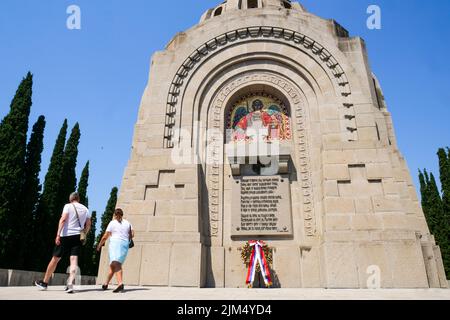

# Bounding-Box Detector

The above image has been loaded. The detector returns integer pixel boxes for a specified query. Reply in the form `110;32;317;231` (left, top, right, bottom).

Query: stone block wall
98;1;448;289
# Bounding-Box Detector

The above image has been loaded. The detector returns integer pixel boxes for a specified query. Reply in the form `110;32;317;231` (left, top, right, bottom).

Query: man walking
35;192;91;293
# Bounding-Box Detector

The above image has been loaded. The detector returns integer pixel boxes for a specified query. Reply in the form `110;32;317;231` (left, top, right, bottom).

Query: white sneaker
66;285;74;294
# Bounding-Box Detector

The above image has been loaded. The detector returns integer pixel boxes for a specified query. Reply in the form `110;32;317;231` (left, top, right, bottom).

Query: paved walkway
1;286;449;300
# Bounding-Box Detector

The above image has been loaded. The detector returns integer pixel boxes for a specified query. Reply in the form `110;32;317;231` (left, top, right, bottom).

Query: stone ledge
0;269;96;287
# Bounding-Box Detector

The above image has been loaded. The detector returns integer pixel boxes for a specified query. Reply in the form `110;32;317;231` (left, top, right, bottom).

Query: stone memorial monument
98;0;448;289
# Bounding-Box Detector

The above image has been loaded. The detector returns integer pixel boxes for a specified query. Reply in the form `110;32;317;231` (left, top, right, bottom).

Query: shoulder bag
128;224;134;249
73;204;87;246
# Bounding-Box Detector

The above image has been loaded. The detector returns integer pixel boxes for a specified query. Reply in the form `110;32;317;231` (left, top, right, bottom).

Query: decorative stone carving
164;26;353;148
207;72;316;238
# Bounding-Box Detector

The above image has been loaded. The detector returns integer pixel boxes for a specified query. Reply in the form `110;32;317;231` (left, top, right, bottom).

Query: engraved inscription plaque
231;175;293;237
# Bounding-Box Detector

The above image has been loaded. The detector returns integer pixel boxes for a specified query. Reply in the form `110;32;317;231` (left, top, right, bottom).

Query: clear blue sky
1;0;449;226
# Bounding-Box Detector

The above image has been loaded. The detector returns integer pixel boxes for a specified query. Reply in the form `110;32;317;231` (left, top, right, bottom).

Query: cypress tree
77;161;92;275
419;170;443;235
81;210;97;276
428;172;445;239
419;170;434;233
77;161;89;207
420;150;450;279
17;116;46;269
437;149;450;278
33;120;68;269
57;123;81;214
438;149;450;196
437;148;450;226
53;123;81;274
0;72;33;267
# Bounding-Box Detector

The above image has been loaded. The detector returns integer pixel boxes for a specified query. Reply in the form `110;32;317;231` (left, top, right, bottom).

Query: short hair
114;208;124;222
114;208;124;217
69;192;80;202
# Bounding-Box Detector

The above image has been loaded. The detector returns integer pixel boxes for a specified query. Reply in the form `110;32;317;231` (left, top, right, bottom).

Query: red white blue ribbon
245;240;272;287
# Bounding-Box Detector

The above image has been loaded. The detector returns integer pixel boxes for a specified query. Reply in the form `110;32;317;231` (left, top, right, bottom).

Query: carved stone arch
164;26;355;148
202;71;317;246
192;52;324;133
186;49;350;159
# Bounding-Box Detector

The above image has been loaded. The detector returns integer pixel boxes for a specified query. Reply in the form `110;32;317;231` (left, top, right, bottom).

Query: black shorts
53;235;82;258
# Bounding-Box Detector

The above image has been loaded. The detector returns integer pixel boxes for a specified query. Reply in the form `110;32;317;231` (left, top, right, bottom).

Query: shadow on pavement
74;288;105;293
122;288;151;293
74;287;151;294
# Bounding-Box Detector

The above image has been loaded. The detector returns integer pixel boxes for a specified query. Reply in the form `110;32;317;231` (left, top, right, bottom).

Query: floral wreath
240;240;273;288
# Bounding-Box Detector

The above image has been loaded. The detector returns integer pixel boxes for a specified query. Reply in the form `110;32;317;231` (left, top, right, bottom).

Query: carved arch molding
163;26;354;148
207;72;316;239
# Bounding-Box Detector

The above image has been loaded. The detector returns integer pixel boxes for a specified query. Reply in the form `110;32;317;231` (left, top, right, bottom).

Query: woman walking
97;208;134;293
